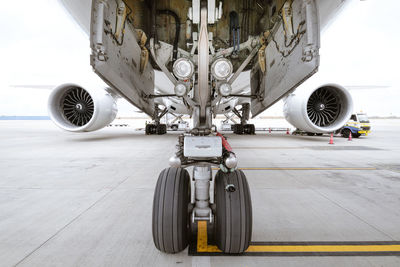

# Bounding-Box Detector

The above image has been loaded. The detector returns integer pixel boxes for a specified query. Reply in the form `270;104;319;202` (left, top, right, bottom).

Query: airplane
49;0;353;254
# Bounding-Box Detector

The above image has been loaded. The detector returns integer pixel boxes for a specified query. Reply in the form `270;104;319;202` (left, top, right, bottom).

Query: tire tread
215;170;252;253
152;167;189;253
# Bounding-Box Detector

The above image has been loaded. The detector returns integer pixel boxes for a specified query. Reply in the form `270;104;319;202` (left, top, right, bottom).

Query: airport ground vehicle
169;120;189;131
219;122;233;131
338;113;371;138
292;113;371;138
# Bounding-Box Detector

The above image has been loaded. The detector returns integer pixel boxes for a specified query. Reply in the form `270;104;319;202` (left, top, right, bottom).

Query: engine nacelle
283;84;353;133
48;83;117;132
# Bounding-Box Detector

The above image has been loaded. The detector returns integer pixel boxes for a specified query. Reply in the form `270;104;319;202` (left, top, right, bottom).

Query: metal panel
251;0;320;117
207;0;216;24
184;137;222;158
90;0;155;116
192;0;200;24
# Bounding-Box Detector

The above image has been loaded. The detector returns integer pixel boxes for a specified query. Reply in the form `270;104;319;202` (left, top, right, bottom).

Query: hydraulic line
151;0;157;43
229;11;240;54
157;9;181;61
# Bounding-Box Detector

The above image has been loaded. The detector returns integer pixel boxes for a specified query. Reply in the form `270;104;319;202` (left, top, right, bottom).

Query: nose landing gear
152;135;252;254
150;4;253;254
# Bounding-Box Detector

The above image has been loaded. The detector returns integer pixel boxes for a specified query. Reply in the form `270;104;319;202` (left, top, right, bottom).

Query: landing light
211;58;233;80
173;58;194;80
174;83;187;97
219;83;232;97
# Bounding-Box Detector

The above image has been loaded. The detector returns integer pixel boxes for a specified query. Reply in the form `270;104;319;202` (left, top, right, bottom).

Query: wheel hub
62;87;94;126
315;102;325;112
75;103;86;113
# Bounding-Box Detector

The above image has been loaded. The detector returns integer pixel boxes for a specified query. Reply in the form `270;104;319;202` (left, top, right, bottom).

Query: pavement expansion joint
189;221;400;256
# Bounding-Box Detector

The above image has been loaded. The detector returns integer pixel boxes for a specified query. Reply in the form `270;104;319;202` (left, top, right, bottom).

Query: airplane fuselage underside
90;0;320;124
87;0;321;253
50;0;351;254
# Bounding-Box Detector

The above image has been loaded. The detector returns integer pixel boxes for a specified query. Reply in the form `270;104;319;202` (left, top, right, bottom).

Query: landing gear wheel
235;124;255;135
215;169;252;253
316;133;323;136
156;124;167;135
171;124;178;131
243;125;249;134
233;124;244;135
152;167;190;253
307;132;315;136
145;124;157;135
342;128;350;138
243;124;255;135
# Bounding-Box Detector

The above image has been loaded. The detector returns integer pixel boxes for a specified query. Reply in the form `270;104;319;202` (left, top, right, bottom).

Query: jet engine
48;83;117;132
283;84;353;133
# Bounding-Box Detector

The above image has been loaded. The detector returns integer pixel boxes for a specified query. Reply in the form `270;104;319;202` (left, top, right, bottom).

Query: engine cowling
48;83;118;132
283;84;353;133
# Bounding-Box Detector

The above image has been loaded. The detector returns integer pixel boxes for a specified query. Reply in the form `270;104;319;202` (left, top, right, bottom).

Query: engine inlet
307;88;341;127
62;87;94;126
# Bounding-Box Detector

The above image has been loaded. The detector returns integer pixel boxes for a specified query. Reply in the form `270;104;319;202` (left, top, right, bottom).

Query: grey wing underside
58;0;91;35
58;0;350;38
58;0;350;118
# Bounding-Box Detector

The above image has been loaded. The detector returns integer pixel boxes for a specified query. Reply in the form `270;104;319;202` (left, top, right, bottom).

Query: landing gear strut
231;104;255;135
146;105;167;135
151;6;253;254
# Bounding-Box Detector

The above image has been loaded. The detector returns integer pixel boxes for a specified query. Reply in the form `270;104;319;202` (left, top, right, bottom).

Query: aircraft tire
152;167;190;253
243;125;250;134
243;124;255;135
157;124;167;135
145;124;156;135
248;124;255;134
215;169;252;253
234;124;244;135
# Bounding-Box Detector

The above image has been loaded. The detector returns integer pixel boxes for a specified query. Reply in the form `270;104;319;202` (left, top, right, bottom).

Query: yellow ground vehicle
339;113;371;138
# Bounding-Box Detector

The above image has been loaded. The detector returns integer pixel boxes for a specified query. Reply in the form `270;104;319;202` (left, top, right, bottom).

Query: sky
0;0;399;117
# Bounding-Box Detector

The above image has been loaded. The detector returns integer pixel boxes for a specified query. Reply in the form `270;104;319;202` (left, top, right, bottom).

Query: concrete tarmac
1;120;400;266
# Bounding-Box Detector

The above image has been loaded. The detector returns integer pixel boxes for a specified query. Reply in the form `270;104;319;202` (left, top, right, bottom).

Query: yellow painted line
196;221;400;253
212;167;377;171
197;221;221;252
245;245;400;253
